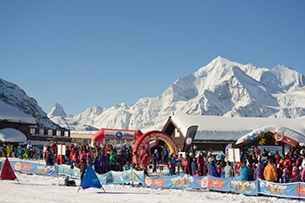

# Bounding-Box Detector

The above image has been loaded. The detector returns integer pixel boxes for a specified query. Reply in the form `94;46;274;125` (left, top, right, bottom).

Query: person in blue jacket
191;158;198;176
238;161;250;181
209;159;218;177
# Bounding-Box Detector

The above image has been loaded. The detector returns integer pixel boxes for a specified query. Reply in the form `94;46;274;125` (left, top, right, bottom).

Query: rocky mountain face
2;56;305;133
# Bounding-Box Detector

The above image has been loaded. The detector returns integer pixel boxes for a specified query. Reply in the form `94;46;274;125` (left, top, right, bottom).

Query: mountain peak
48;103;67;118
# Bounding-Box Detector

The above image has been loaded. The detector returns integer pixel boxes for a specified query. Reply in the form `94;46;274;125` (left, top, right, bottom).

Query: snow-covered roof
236;125;305;145
0;128;27;143
0;100;36;124
170;115;305;143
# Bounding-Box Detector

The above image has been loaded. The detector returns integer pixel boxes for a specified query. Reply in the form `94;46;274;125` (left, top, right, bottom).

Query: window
39;129;44;135
48;129;53;136
64;131;69;137
30;128;36;135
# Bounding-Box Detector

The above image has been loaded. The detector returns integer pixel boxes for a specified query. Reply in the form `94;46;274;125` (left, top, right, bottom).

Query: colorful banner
207;175;231;192
145;174;192;189
231;179;258;196
2;159;305;200
258;179;305;199
96;169;144;184
56;164;81;178
10;160;57;176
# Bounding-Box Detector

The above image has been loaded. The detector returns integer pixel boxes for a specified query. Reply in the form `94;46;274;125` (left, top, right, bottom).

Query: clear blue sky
1;1;305;115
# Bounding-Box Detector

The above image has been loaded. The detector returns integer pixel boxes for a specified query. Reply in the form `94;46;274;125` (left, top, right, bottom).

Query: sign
104;130;135;140
228;148;240;162
273;132;298;147
182;125;198;153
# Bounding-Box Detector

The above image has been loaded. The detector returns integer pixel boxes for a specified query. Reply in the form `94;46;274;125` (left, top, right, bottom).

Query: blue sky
1;1;305;115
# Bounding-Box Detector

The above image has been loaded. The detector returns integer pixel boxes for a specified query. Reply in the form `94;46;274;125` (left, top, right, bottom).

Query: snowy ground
0;172;304;203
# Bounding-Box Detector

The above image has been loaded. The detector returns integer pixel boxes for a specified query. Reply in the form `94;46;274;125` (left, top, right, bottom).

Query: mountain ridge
47;56;305;132
1;56;305;133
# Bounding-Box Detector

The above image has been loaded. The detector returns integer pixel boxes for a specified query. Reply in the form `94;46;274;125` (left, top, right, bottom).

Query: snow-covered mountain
0;79;63;129
46;56;305;132
1;56;304;132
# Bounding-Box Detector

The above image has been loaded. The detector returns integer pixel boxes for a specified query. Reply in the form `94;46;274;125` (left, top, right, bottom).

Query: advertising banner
3;159;305;200
145;174;192;189
56;164;81;178
96;169;144;184
231;179;258;196
104;130;135;140
144;175;209;189
10;160;56;176
258;179;304;199
207;176;231;192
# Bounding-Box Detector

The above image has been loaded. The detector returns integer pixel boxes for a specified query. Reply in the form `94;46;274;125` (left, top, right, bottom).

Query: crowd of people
176;146;305;183
3;141;305;183
0;142;43;160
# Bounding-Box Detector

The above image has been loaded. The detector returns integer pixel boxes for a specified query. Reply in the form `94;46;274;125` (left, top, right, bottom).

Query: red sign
273;132;298;147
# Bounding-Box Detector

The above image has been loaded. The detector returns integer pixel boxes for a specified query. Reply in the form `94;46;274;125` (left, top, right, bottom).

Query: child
124;161;131;171
193;170;200;177
280;168;290;183
168;160;174;176
64;176;76;186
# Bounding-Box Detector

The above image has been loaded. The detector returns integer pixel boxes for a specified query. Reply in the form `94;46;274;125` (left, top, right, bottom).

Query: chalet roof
0;128;27;143
168;115;305;144
0;100;36;124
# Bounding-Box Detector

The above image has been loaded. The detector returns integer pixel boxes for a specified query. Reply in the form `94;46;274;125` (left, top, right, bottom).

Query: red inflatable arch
91;128;143;147
132;130;179;165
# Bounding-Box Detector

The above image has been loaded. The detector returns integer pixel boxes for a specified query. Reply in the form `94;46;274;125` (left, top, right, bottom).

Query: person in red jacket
284;153;292;177
182;156;188;174
274;151;282;166
197;153;204;176
141;151;150;170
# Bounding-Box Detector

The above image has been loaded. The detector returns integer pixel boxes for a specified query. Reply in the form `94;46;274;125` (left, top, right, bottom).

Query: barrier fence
1;159;305;199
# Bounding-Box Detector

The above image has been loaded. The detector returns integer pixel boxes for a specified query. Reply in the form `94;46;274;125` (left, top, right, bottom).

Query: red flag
0;158;17;181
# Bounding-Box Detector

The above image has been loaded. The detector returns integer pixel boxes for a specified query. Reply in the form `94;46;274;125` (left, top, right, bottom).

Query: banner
56;164;81;178
145;174;191;189
231;178;258;196
207;175;231;192
11;160;56;176
3;159;305;200
258;179;304;199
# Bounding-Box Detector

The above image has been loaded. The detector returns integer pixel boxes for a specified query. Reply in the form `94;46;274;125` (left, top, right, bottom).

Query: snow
170;115;305;143
0;128;27;143
0;100;36;124
0;159;301;203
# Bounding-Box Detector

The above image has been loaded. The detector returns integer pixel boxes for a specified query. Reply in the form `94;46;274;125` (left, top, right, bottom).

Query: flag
79;164;104;191
0;158;17;181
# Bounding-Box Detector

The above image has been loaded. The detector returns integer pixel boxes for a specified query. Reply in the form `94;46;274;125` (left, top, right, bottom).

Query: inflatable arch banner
132;130;179;164
91;128;143;147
